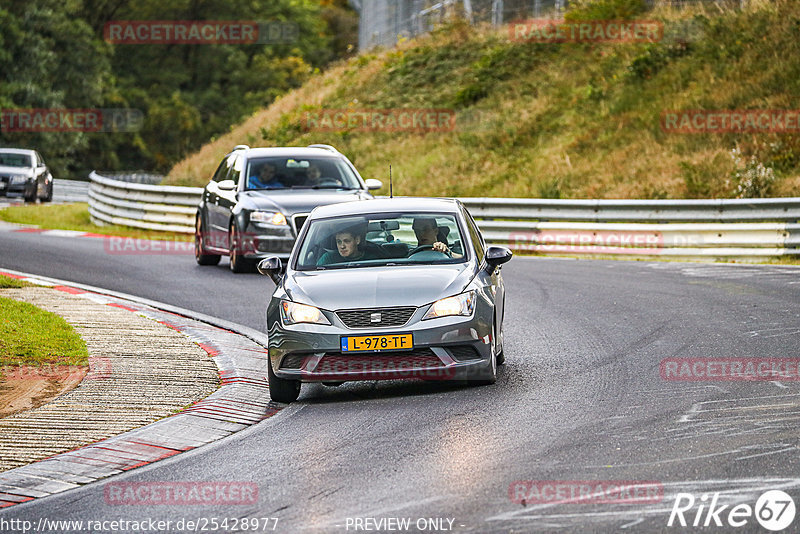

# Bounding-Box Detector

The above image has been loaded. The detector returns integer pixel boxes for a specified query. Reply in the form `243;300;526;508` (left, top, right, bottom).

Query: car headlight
10;175;29;184
281;301;331;325
423;291;475;320
250;211;287;225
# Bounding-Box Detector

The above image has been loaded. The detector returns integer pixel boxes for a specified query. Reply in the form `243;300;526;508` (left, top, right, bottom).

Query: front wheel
474;320;498;385
229;223;255;273
43;181;53;202
268;362;301;403
195;215;221;266
23;183;36;203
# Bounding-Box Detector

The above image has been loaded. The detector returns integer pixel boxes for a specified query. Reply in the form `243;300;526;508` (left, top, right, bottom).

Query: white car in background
0;148;53;202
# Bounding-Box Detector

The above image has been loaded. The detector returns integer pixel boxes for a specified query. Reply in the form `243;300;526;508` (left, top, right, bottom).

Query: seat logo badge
370;313;381;323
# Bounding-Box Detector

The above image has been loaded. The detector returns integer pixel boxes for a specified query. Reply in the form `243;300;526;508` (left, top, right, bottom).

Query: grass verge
0;295;89;368
0;203;191;241
0;275;33;288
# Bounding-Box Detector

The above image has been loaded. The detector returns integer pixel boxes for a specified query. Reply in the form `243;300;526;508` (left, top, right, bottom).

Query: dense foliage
0;0;356;178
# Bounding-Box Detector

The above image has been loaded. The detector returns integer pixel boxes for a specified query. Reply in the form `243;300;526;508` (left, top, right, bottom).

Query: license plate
341;333;413;352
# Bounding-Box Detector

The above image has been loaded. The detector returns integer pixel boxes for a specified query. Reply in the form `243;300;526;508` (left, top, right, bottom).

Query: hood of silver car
285;264;474;310
0;165;32;176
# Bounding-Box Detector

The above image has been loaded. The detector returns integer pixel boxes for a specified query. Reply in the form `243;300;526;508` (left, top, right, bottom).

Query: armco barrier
89;171;201;233
88;172;800;259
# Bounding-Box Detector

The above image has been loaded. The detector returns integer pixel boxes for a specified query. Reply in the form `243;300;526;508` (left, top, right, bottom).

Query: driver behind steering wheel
411;217;463;258
306;163;341;186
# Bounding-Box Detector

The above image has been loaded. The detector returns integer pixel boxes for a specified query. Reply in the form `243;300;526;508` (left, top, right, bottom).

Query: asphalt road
1;227;800;533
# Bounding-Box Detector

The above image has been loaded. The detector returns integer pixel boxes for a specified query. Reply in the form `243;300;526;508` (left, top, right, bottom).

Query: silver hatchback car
258;197;512;403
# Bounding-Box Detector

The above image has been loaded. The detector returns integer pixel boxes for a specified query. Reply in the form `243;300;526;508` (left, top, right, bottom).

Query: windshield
245;156;361;191
295;212;466;271
0;153;32;168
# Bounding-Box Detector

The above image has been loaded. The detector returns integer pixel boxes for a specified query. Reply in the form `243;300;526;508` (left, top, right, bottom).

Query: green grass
0;203;191;241
166;0;800;200
0;275;32;288
0;296;89;367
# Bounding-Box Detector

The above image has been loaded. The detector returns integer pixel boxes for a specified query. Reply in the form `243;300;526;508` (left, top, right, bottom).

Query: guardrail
88;172;201;234
53;179;90;203
88;172;799;259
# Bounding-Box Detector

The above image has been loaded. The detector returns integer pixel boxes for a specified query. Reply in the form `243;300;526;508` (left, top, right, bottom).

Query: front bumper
240;222;295;260
0;178;29;196
268;305;493;383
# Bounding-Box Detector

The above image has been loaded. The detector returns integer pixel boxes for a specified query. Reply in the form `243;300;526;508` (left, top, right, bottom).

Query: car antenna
389;164;393;198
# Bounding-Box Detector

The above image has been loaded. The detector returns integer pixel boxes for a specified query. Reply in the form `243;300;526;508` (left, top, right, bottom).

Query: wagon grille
336;307;416;329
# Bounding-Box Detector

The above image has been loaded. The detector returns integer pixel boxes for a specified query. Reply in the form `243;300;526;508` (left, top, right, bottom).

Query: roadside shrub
565;0;649;22
729;147;776;198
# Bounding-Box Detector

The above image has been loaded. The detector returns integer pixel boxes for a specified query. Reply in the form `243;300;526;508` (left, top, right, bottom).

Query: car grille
316;350;444;373
336;307;416;329
279;349;442;371
291;213;309;236
448;345;483;362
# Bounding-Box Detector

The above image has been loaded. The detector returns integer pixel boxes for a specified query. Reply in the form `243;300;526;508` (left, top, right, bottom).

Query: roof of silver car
310;197;461;218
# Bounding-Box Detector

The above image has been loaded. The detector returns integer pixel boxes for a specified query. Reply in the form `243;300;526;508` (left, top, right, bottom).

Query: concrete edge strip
0;269;279;509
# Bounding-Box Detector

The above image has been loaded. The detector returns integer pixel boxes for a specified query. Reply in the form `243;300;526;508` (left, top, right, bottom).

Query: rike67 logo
668;490;795;531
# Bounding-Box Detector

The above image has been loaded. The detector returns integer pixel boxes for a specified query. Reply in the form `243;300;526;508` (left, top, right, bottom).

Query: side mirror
364;179;383;191
257;256;283;284
218;179;236;191
485;246;512;271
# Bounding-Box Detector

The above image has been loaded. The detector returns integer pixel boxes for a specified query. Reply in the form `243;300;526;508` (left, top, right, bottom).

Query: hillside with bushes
166;0;800;200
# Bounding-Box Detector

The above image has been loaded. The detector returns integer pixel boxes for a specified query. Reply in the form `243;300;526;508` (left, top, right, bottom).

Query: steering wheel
408;246;449;260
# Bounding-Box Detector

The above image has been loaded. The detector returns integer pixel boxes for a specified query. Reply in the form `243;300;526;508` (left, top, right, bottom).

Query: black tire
43;181;53;202
474;320;498;385
195;215;221;266
229;223;255;273
267;361;301;403
496;319;505;366
23;183;36;203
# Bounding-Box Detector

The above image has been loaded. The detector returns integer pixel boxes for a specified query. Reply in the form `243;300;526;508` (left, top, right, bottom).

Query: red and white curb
0;269;281;509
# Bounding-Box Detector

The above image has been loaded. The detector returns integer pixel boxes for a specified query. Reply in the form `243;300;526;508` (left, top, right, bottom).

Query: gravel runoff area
0;286;219;472
0;273;282;509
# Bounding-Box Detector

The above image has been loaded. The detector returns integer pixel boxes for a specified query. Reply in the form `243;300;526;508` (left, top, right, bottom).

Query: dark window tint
211;154;236;183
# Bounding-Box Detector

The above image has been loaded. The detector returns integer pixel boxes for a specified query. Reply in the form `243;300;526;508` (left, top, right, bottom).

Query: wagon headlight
250;211;287;226
10;175;28;184
281;301;330;325
423;291;475;320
